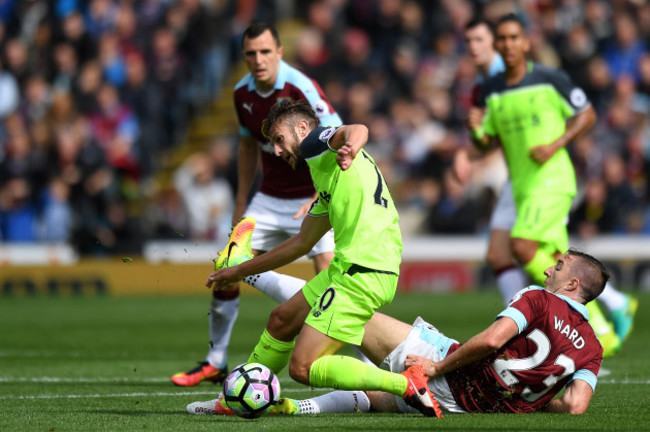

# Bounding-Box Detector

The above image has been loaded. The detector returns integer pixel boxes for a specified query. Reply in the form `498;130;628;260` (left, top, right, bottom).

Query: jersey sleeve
568;369;598;392
288;71;343;128
477;81;496;137
233;91;252;137
544;68;590;117
497;286;546;331
301;126;341;171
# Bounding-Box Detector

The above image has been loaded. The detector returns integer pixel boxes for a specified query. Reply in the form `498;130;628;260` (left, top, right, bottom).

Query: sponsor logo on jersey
319;190;332;204
319;127;336;142
312;99;329;117
242;102;253;114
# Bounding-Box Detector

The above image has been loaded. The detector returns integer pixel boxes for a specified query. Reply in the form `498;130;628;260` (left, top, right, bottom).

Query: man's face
268;119;307;171
495;21;529;69
465;24;495;69
544;254;576;293
242;30;283;90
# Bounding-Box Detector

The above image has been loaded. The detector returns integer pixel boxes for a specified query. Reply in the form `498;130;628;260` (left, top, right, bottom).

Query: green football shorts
302;257;398;346
511;193;571;255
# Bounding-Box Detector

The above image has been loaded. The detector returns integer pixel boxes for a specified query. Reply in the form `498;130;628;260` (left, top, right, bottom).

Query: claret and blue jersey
234;60;342;199
445;287;602;413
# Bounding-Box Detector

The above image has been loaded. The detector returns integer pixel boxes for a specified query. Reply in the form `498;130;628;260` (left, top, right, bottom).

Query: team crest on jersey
319;127;336;142
570;88;587;107
276;97;291;104
312;99;329;117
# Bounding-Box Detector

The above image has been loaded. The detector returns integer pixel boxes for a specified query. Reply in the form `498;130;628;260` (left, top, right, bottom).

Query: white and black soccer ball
223;362;281;419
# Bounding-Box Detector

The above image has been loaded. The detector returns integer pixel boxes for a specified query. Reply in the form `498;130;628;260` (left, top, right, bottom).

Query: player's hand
405;354;439;378
467;107;485;131
205;267;243;289
529;141;562;164
452;149;471;184
336;142;357;171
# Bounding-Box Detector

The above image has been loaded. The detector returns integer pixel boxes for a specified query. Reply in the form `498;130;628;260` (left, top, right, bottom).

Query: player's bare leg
359;312;413;366
487;229;527;304
293;324;442;417
312;251;333;273
366;391;400;412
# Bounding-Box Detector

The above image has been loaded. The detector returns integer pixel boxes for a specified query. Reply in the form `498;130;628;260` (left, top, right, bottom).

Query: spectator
173;151;233;241
88;83;139;176
39;177;72;243
603;12;647;83
0;176;38;242
0;58;20;122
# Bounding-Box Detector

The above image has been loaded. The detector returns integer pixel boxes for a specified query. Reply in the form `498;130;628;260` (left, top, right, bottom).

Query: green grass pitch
1;290;648;431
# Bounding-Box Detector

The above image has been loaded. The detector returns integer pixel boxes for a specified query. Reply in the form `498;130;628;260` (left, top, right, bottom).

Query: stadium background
0;0;649;295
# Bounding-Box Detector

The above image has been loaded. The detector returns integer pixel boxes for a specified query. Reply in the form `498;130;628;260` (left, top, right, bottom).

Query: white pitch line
1;376;648;385
0;377;169;383
599;379;650;385
0;388;309;400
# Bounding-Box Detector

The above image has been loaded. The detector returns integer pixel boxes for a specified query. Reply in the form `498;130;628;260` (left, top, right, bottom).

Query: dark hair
496;12;527;32
262;99;318;139
242;22;281;48
567;248;610;303
465;18;495;36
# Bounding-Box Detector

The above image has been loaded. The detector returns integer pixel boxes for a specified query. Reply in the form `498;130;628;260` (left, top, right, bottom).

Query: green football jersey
300;126;402;274
478;62;590;200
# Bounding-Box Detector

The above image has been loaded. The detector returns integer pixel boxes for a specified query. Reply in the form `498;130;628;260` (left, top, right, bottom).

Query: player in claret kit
171;22;342;387
270;249;607;416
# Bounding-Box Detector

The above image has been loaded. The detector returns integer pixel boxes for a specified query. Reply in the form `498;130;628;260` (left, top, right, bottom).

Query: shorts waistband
345;264;396;277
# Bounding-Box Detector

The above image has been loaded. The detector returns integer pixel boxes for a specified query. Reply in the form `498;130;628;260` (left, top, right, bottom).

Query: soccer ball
223;362;281;419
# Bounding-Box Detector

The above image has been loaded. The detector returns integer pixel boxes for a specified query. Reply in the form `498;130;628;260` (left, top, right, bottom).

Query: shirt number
362;152;388;208
492;329;576;402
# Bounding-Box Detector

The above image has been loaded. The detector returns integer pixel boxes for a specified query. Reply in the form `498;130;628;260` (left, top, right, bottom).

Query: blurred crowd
1;0;650;256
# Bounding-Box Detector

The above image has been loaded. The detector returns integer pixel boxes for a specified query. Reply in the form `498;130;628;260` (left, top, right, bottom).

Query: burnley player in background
171;22;342;386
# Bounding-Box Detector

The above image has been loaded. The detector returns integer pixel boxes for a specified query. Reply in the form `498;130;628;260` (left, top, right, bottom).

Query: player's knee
486;247;512;270
288;357;311;385
486;236;515;269
267;305;300;340
511;239;535;264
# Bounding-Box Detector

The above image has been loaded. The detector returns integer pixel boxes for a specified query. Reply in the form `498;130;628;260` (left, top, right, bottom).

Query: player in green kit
469;13;637;356
199;99;442;418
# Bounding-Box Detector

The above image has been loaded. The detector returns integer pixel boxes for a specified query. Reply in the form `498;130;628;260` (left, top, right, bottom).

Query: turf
1;290;648;431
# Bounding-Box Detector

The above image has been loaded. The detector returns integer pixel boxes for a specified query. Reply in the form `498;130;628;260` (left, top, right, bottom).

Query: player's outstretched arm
405;317;518;378
544;380;593;414
206;214;332;288
328;125;369;170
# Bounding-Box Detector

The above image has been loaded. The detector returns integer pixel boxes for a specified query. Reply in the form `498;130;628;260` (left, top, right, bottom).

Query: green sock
309;355;407;396
586;301;614;336
523;249;557;286
247;329;295;374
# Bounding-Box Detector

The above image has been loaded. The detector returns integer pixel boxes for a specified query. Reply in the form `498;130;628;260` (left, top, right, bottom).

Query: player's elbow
482;331;506;351
293;233;317;257
566;399;589;414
